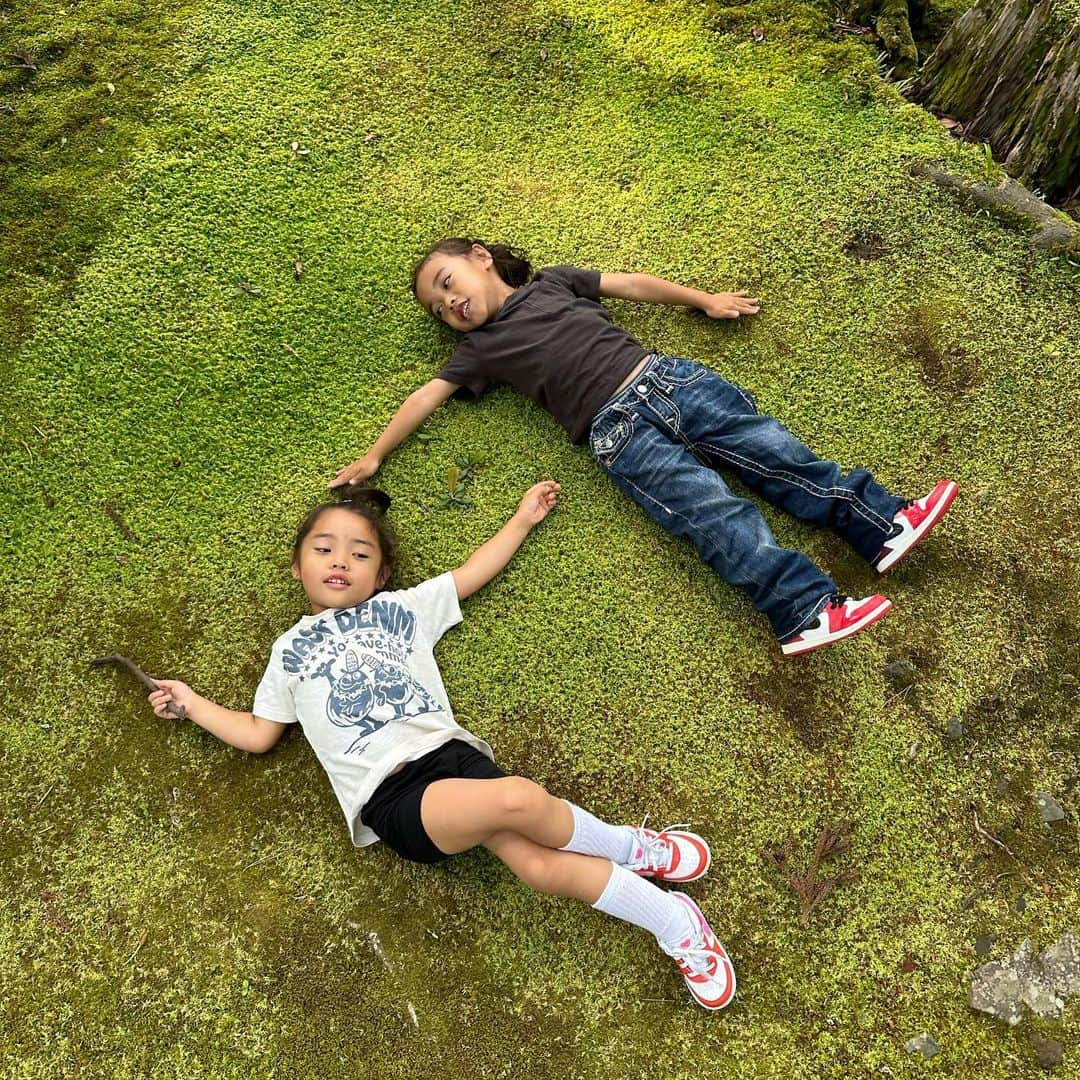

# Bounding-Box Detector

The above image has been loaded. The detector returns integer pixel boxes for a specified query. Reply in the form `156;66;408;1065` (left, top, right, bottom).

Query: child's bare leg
419;775;576;854
483;829;613;903
482;831;700;954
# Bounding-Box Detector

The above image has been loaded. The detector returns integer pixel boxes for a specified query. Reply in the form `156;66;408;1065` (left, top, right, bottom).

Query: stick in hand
90;653;188;720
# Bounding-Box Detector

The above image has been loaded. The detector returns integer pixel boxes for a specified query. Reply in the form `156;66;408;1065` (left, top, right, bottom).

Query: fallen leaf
106;82;116;95
900;954;919;974
938;117;959;130
751;25;765;42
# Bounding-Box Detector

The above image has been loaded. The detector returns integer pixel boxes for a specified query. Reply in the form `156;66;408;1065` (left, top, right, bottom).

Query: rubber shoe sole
780;597;893;657
668;893;737;1011
876;481;959;573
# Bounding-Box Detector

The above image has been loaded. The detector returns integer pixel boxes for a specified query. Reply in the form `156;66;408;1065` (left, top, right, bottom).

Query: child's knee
515;848;562;894
496;775;547;818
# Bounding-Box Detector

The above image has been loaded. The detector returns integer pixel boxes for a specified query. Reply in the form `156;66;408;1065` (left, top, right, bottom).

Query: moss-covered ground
2;0;1078;1075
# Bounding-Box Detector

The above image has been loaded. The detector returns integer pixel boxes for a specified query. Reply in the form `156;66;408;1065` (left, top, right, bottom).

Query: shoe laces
899;498;915;511
629;816;691;871
660;935;717;977
826;592;850;610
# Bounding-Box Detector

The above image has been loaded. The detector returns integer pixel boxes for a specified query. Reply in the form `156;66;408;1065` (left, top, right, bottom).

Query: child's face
415;244;515;331
292;508;389;613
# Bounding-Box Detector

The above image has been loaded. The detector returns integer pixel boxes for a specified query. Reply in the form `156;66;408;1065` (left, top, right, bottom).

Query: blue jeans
588;354;904;640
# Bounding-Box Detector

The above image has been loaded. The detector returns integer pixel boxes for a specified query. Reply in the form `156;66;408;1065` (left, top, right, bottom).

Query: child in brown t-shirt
333;238;957;656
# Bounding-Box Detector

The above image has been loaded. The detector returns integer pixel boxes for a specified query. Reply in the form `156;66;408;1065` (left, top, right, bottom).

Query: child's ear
376;561;391;589
290;559;302;581
472;243;493;266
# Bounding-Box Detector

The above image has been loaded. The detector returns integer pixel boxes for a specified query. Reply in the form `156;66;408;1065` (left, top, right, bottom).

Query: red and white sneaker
874;480;959;573
624;825;712;883
659;893;736;1011
780;593;892;656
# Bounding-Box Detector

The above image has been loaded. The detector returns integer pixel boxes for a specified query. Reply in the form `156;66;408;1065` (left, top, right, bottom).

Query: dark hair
292;486;397;586
410;237;532;299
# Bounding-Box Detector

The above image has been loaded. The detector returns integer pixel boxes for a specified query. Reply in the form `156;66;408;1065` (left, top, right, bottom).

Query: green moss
2;0;1079;1074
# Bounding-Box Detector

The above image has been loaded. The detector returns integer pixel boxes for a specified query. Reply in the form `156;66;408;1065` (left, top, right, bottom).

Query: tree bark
910;0;1080;205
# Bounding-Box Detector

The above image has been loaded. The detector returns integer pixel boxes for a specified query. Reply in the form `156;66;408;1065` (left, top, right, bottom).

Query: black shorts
362;739;506;864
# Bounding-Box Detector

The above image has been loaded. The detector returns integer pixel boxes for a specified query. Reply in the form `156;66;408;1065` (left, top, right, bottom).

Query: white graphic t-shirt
253;572;493;846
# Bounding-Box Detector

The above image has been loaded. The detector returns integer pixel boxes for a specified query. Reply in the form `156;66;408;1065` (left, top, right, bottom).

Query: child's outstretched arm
331;377;461;488
147;680;286;754
599;272;760;319
452;481;560;600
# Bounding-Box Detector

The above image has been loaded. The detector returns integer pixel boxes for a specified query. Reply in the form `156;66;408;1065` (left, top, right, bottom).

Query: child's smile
416;244;515;331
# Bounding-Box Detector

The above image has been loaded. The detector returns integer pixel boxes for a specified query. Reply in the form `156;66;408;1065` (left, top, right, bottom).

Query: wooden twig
103;504;138;542
89;654;186;719
961;871;1011;909
125;927;149;964
970;804;1017;859
31;783;55;812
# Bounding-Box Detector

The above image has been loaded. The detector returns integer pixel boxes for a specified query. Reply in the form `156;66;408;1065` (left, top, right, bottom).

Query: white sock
560;802;636;863
591;863;696;947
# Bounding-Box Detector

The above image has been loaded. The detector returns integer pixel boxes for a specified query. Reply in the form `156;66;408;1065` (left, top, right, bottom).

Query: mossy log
911;162;1080;250
910;0;1080;204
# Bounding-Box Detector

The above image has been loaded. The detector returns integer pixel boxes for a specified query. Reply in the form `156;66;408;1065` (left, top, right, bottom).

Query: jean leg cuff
776;591;832;642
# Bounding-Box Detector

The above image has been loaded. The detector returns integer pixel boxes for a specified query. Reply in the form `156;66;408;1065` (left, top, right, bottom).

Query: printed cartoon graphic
313;650;440;752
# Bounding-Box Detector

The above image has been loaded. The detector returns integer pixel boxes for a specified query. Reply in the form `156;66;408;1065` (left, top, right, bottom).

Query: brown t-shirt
434;265;650;444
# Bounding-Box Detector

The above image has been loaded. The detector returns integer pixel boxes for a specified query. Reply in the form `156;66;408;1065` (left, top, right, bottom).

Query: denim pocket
657;354;707;387
589;414;634;468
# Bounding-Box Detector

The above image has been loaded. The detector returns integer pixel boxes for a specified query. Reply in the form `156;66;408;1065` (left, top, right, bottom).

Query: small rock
947;718;964;740
970;958;1026;1025
969;935;1079;1026
1016;893;1028;914
904;1033;941;1059
884;659;918;691
1030;1032;1064;1070
1035;792;1066;823
975;934;995;957
1041;932;1080;997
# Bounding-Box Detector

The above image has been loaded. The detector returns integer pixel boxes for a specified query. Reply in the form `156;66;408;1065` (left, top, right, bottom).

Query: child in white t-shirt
147;483;735;1010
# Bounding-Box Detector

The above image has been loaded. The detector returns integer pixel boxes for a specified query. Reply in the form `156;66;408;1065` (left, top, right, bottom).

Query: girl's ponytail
292;486;397;586
411;237;532;294
338;485;391;515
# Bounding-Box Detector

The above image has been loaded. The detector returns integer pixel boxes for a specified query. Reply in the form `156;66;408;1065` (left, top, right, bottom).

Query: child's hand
330;452;382;489
515;481;560;526
699;291;761;319
148;679;195;719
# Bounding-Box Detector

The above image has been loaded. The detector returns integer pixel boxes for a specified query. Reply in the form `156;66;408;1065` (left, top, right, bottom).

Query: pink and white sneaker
659;893;737;1011
624;826;712;883
780;593;892;656
874;480;959;573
